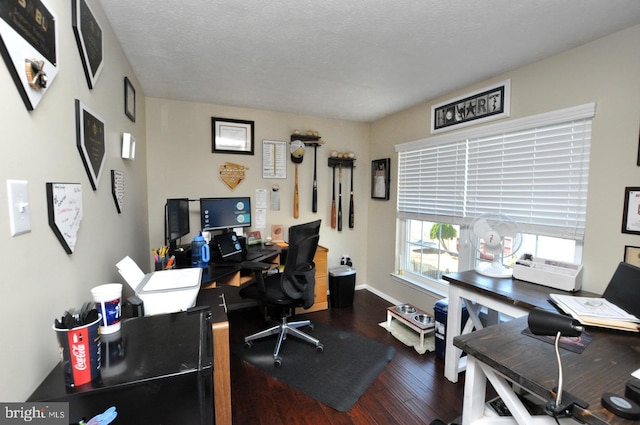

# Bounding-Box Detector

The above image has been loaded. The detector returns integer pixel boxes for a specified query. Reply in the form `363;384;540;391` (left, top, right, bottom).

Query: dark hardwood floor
227;289;465;425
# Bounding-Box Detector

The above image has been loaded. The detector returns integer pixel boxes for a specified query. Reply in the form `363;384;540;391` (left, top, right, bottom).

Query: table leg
462;356;487;425
445;285;464;383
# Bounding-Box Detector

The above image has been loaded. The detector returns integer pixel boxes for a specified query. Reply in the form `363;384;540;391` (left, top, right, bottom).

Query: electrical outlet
7;179;31;236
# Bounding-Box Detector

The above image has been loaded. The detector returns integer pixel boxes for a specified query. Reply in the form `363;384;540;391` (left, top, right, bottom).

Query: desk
197;287;232;425
443;271;596;383
28;310;214;424
454;316;640;425
201;244;329;314
201;244;282;289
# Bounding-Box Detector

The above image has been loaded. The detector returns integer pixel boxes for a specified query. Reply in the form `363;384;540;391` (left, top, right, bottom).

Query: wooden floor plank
229;289;464;424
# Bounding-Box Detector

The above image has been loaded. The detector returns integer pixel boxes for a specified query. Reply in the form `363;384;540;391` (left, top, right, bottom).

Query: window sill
390;272;449;299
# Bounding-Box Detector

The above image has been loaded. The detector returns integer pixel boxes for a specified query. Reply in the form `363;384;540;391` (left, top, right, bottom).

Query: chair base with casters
244;312;324;367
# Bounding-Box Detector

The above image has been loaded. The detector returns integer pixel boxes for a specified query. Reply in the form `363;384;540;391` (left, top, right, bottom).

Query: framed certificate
622;187;640;234
212;117;254;155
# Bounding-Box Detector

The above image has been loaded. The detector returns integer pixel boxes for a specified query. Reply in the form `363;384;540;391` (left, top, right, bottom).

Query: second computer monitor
200;197;251;232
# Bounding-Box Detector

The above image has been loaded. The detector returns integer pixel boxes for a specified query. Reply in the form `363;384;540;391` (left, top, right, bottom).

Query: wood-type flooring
228;289;465;425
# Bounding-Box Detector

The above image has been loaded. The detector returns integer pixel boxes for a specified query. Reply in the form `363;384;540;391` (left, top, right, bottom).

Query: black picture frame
72;0;103;89
371;158;391;200
75;100;105;190
212;117;255;155
621;187;640;235
624;245;640;268
431;80;511;134
636;125;640;166
124;77;136;122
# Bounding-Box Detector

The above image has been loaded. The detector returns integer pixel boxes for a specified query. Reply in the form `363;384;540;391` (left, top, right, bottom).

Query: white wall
145;98;371;273
368;25;640;312
0;0;149;400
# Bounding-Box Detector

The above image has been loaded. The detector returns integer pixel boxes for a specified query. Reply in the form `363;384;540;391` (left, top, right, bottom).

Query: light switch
7;179;31;236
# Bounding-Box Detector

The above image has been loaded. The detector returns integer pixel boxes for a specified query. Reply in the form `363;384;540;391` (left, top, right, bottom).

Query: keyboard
245;248;277;261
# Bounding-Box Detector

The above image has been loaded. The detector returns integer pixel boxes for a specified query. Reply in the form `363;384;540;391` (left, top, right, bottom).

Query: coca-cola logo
72;343;87;370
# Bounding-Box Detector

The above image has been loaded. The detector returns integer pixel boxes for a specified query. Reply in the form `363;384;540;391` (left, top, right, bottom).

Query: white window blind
396;103;595;240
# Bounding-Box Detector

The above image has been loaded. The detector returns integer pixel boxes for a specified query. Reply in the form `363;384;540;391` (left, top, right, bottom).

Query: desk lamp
527;308;584;418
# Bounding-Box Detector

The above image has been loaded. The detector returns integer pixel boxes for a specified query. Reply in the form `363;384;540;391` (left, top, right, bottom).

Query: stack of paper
549;294;640;332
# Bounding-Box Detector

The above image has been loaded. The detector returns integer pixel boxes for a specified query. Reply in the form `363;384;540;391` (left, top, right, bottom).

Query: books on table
549;293;640;332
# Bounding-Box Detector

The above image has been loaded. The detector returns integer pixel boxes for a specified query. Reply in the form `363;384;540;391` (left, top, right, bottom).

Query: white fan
468;213;523;278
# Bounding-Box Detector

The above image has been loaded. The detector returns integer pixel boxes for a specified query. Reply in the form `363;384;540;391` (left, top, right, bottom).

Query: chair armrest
240;261;272;271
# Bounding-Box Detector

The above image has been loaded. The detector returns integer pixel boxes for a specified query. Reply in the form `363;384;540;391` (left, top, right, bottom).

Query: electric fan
468;213;522;278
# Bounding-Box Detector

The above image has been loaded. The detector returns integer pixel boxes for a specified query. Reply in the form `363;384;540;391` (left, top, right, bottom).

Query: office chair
239;220;323;367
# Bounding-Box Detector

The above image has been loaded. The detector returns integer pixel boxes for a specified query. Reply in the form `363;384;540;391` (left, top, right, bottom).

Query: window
395;103;595;290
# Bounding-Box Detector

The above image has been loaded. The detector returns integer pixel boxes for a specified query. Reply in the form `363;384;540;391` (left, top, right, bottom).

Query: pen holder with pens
153;246;176;270
154;255;176;270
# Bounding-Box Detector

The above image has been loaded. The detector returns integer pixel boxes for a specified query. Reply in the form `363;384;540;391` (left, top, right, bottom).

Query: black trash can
329;266;356;308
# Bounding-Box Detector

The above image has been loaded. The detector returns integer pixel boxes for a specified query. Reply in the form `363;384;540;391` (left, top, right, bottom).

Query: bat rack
290;133;322;147
328;157;355;169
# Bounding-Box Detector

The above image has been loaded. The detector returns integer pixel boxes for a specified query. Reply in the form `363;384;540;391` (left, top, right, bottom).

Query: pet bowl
413;314;433;325
395;304;417;314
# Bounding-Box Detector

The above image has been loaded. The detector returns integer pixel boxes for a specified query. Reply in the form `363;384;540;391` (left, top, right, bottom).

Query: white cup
91;283;123;334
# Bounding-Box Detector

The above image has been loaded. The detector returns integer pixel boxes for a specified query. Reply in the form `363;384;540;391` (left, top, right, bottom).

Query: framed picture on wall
624;245;640;268
46;182;83;254
636;124;640;166
212;117;255;155
72;0;104;89
371;158;390;200
75;99;105;190
124;77;136;122
0;0;60;110
622;187;640;235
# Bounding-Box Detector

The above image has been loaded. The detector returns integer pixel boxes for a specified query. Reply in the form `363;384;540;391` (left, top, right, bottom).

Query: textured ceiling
99;0;640;122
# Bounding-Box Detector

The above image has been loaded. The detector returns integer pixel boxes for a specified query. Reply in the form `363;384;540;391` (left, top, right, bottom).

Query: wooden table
454;316;640;425
443;270;596;383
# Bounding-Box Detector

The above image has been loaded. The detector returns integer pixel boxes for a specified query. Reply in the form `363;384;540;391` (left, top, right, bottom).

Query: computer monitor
200;197;251;231
165;198;190;248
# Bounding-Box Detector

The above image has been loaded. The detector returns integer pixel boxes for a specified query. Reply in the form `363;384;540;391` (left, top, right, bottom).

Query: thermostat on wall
122;133;136;160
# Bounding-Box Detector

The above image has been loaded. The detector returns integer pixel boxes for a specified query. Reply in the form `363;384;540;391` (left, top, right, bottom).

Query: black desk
28;310;214;424
454;316;640;425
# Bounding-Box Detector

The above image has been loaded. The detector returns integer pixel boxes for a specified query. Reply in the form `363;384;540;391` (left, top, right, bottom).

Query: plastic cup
53;315;101;387
91;283;123;334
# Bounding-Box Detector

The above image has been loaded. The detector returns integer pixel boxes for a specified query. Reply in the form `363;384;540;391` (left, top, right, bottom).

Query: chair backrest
602;262;640;317
280;221;321;308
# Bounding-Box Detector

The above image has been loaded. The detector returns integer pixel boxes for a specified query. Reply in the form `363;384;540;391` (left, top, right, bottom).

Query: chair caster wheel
308;323;314;331
244;341;253;349
274;357;282;367
316;343;324;353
